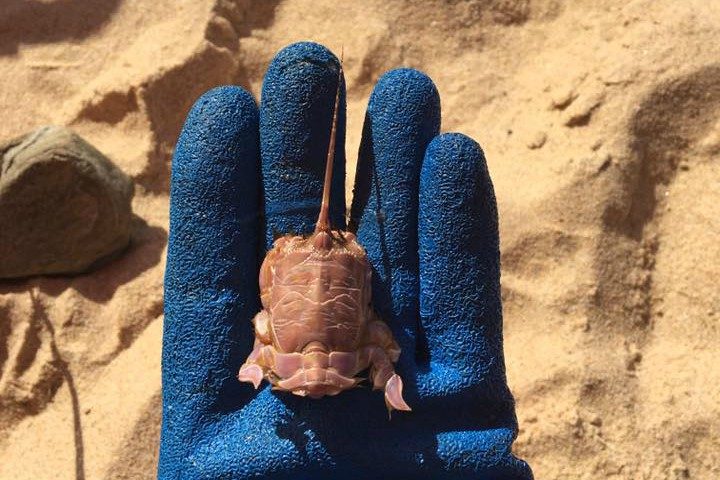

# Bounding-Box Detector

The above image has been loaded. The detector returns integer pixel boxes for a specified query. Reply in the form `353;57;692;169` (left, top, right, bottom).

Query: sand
0;1;719;478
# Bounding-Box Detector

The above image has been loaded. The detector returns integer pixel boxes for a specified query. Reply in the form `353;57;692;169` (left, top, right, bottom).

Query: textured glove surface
159;41;533;480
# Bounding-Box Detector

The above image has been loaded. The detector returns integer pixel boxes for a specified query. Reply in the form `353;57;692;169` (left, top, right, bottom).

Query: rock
0;126;134;278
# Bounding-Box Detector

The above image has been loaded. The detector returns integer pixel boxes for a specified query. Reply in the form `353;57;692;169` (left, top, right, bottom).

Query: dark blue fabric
260;42;346;247
160;41;533;480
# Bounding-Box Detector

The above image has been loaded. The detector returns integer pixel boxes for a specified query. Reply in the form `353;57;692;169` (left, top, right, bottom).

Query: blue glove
160;41;532;480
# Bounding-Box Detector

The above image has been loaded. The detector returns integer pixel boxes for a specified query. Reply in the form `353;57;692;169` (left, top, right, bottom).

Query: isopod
237;54;410;413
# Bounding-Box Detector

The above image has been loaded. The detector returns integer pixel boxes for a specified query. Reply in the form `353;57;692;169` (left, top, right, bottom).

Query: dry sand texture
1;1;719;478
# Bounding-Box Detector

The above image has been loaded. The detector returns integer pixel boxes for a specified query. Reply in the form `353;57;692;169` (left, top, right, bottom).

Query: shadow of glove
159;41;533;480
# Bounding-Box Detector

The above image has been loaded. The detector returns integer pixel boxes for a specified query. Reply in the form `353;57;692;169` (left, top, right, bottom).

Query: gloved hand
159;41;532;480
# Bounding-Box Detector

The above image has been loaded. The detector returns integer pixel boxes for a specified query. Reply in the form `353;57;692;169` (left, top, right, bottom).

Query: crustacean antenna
315;49;343;233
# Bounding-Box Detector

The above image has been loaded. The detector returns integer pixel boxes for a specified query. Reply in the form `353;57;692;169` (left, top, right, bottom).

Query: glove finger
351;68;440;357
163;86;261;423
260;41;346;248
418;133;508;394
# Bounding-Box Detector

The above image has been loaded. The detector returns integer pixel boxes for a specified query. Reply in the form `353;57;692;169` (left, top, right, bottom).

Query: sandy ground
0;1;719;478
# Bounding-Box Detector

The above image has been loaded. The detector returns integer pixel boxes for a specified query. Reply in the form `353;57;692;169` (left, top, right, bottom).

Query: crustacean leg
360;345;411;413
237;339;265;388
238;310;273;388
358;319;411;412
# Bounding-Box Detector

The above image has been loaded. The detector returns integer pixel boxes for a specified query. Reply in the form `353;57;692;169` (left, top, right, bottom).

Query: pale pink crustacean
237;56;410;413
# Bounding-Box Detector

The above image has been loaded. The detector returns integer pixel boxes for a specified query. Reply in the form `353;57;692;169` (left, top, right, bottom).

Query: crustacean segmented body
237;54;410;413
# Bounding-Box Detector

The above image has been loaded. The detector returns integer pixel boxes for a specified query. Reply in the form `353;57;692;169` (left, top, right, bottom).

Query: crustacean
237;54;410;413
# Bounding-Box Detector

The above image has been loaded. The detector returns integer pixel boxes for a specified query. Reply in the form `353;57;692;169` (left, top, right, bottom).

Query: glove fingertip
351;67;440;228
175;85;259;164
421;133;494;234
169;85;261;293
423;133;488;183
370;67;440;115
261;41;346;247
419;133;501;381
164;84;262;407
420;131;496;269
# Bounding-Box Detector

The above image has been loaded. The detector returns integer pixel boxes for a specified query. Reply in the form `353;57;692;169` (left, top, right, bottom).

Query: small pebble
527;131;547;149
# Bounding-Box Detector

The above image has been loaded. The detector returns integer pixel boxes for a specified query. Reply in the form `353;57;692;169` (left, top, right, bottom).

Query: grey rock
0;126;134;278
